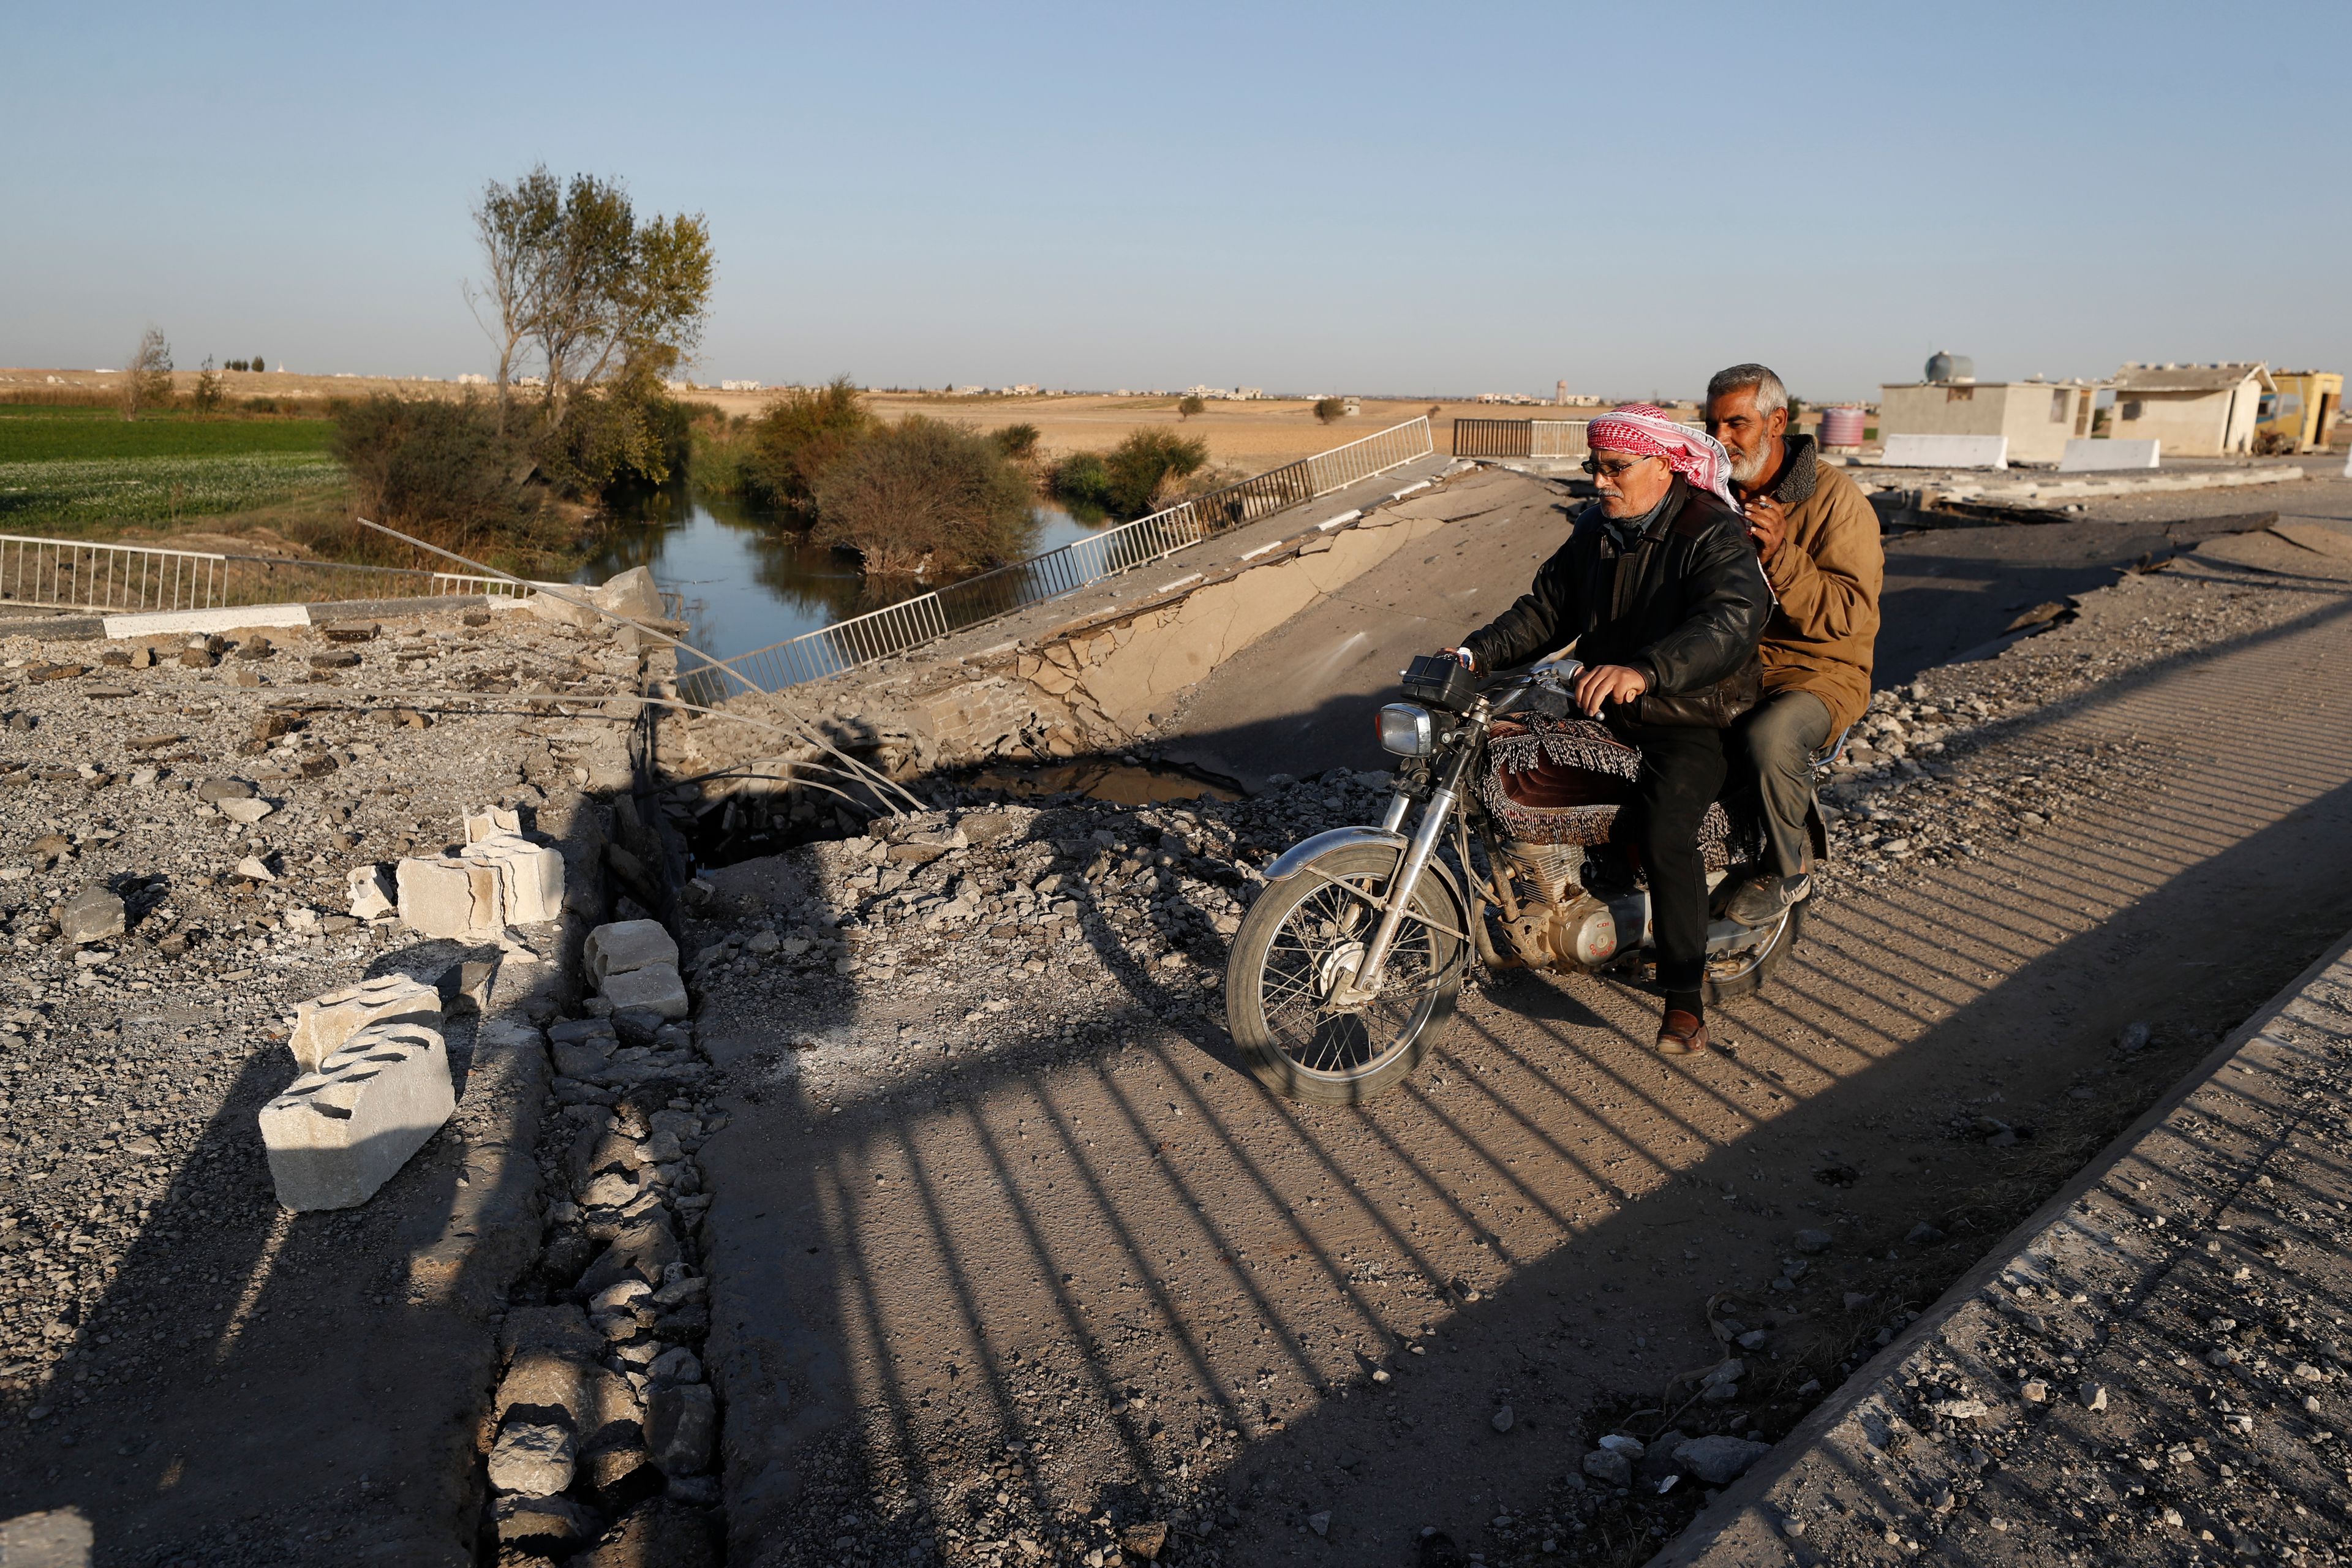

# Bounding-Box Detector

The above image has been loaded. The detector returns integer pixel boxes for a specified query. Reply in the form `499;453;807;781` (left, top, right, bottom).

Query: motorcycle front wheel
1224;844;1465;1104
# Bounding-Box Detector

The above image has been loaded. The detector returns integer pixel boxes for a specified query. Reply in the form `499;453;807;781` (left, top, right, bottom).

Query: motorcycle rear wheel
1225;844;1464;1104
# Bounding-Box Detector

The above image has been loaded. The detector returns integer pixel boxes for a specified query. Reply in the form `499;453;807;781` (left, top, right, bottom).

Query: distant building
456;373;489;386
2256;371;2342;453
720;379;763;393
1877;356;2099;464
2108;363;2272;456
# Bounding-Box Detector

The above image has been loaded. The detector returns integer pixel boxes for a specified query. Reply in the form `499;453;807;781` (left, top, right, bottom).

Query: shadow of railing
693;559;2352;1563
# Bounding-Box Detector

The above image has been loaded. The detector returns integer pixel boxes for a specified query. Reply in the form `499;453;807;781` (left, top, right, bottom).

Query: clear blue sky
5;1;2343;403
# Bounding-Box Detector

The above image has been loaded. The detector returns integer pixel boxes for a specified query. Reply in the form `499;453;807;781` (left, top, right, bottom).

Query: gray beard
1729;445;1772;487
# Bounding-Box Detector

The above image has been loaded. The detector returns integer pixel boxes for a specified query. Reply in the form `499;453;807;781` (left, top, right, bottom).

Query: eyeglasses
1580;455;1657;480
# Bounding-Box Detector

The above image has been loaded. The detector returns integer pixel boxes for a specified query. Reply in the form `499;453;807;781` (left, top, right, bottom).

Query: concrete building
2108;363;2273;456
2256;371;2342;453
1875;374;2099;465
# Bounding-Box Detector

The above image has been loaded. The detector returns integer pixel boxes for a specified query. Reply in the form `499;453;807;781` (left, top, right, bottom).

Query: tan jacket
1752;436;1882;736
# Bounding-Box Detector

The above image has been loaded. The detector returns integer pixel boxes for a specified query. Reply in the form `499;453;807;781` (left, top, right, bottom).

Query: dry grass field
0;368;1698;475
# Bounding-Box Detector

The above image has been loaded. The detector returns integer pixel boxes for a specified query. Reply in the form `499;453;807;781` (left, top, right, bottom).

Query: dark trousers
1619;723;1727;995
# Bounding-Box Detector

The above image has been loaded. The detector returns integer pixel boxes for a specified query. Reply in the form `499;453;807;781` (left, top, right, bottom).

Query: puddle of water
581;486;1112;666
967;762;1242;806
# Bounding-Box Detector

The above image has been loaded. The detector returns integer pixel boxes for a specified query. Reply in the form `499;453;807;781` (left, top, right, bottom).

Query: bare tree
466;167;715;424
464;167;564;427
120;328;173;420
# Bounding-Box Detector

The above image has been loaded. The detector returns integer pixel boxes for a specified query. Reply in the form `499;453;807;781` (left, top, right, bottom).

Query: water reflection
580;486;1110;667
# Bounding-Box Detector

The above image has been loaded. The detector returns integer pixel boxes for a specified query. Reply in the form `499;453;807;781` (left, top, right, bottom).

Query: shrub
1049;451;1113;517
1102;429;1207;517
330;393;552;560
192;358;224;417
534;369;691;500
685;405;756;496
742;377;873;521
121;328;173;420
1313;397;1346;424
811;416;1033;576
1177;395;1205;420
993;423;1041;462
1049;430;1209;521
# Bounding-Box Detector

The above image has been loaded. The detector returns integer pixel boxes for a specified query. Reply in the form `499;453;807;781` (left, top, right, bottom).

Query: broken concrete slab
1878;433;2009;469
288;973;443;1073
347;864;396;920
257;1020;456;1210
600;962;688;1020
396;855;505;939
462;832;565;925
2059;437;2160;472
585;919;679;985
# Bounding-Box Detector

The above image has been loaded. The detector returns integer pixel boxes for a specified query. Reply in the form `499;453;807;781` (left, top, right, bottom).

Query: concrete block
1879;433;2008;469
2059;437;2160;472
258;1020;455;1210
523;584;603;630
586;919;679;984
347;864;396;920
0;1509;93;1567
59;888;125;945
288;973;442;1072
488;1419;576;1495
601;961;688;1020
494;1493;601;1550
466;805;522;844
396;856;506;938
647;1381;715;1474
462;832;565;925
593;565;665;622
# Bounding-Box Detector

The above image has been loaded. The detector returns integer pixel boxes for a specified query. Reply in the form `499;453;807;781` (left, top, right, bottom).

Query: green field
0;409;347;535
0;407;335;462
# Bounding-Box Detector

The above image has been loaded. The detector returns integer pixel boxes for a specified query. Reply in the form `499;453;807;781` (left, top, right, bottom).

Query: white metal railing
1529;420;1591;459
0;532;534;617
682;415;1434;699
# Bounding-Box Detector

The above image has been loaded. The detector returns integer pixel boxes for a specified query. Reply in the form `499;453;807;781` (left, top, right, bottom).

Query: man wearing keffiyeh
1452;404;1771;1056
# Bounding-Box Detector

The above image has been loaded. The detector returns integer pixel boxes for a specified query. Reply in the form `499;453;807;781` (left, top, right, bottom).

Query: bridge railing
0;532;529;619
680;415;1434;701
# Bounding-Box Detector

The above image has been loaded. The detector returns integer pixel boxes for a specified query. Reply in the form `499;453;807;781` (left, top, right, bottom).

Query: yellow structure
2257;371;2343;453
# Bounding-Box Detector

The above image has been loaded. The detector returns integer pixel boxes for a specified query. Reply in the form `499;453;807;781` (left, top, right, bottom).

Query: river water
576;486;1112;668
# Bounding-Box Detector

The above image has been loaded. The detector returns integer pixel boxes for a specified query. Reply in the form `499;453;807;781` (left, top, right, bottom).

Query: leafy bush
742;377;874;521
1177;395;1205;420
685;405;756;496
534;369;691;499
330;393;554;559
810;416;1033;576
1313;397;1346;424
993;423;1041;462
1050;429;1208;521
1104;429;1207;516
192;359;225;416
1049;451;1113;517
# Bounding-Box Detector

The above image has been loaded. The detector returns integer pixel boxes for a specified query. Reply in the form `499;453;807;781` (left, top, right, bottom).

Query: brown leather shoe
1656;1009;1709;1056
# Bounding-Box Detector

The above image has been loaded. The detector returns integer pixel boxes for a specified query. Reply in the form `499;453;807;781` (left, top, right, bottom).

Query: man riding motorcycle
1449;404;1770;1055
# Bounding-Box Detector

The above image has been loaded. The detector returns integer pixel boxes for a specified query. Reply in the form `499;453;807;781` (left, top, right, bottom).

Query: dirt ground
669;501;2352;1567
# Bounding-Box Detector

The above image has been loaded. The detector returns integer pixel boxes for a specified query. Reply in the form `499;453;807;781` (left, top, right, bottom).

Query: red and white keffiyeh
1586;403;1738;511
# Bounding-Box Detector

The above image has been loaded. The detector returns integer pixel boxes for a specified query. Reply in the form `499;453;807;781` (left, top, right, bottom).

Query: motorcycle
1223;652;1830;1102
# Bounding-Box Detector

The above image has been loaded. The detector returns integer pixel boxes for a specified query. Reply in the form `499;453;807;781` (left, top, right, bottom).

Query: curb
1650;922;2352;1566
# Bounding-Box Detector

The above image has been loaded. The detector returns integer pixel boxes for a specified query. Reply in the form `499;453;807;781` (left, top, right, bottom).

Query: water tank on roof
1926;351;1975;384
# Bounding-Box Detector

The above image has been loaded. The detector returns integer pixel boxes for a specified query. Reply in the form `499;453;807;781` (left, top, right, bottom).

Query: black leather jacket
1462;477;1771;696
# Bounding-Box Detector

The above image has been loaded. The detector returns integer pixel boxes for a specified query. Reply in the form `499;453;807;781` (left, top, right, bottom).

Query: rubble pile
0;599;684;1559
485;920;726;1565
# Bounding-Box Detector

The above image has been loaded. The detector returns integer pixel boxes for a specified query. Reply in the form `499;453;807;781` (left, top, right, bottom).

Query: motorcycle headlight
1377;703;1435;757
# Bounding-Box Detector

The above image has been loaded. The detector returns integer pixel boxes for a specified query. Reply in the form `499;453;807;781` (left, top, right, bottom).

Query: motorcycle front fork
1341;741;1477;999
